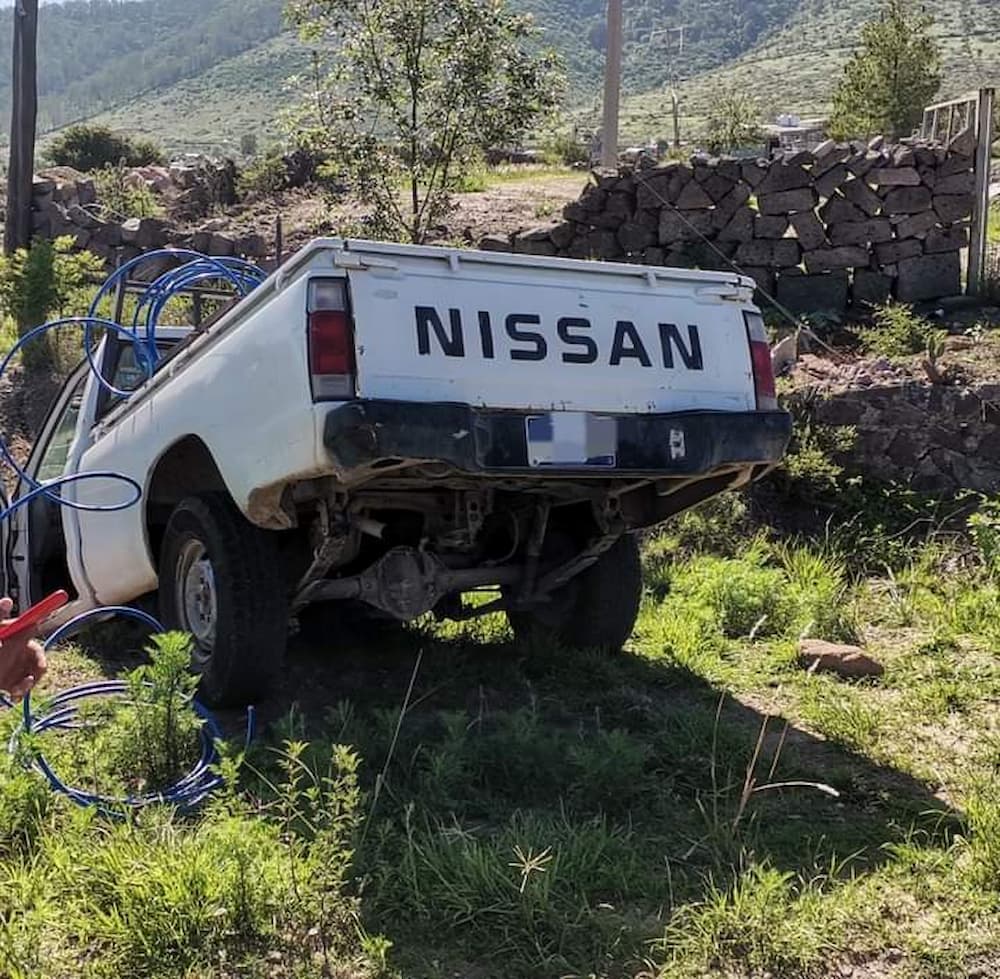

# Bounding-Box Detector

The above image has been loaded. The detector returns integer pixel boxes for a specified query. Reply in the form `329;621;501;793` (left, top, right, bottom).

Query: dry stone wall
790;354;1000;495
489;130;978;314
22;166;269;269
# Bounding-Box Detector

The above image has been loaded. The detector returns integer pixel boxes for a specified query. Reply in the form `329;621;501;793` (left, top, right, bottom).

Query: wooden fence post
968;87;995;296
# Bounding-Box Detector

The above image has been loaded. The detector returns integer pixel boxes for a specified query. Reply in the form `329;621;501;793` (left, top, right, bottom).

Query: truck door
7;362;92;610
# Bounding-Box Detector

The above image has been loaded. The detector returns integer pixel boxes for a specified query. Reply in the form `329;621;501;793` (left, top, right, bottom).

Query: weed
95;162;163;221
36;632;203;800
661;863;845;976
860;302;935;358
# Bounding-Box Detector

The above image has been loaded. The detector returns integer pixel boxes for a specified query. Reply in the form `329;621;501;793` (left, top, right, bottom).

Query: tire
507;533;643;651
158;493;288;707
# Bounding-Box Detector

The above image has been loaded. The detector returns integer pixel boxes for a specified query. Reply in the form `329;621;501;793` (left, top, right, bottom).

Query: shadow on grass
236;618;960;978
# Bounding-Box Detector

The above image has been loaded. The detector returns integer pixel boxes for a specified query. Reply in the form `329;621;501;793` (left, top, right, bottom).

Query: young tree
285;0;565;243
705;86;763;155
828;0;941;140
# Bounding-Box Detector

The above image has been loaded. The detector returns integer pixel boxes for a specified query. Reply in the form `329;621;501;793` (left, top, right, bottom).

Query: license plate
526;413;617;468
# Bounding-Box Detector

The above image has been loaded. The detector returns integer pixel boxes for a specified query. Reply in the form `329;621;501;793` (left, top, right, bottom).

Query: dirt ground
221;170;589;254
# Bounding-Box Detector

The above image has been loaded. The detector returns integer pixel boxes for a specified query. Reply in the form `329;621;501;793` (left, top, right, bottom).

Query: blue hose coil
0;249;265;814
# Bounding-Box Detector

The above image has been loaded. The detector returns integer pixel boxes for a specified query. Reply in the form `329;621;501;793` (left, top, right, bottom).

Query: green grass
6;493;1000;976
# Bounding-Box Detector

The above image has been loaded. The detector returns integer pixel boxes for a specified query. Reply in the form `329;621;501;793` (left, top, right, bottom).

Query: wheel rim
175;538;217;665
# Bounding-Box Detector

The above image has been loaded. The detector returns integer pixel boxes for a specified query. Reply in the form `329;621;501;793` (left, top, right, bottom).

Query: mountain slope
618;0;1000;142
0;0;284;134
4;0;827;151
1;0;997;154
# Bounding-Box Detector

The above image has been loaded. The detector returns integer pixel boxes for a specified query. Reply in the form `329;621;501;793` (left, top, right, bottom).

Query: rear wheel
507;533;643;651
159;493;287;707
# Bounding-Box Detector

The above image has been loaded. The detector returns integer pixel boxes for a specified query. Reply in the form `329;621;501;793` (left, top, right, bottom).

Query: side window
96;340;176;421
35;375;88;484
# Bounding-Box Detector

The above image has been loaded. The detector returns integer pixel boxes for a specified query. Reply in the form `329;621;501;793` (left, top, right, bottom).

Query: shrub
542;132;590;166
859;301;935;358
0;237;104;370
95;161;163;220
46;124;165;172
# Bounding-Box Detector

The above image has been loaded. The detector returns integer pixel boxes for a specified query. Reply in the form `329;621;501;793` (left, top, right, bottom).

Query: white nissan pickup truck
5;239;790;705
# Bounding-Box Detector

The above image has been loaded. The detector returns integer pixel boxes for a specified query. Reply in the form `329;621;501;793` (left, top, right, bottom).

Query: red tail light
744;311;777;411
308;279;355;400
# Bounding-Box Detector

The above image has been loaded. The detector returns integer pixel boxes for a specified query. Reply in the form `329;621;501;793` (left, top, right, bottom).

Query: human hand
0;597;47;701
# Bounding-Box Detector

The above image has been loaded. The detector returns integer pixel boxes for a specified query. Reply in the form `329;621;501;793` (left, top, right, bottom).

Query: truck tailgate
346;250;757;414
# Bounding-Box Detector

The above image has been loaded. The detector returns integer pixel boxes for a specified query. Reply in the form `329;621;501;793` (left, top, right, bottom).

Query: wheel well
146;436;227;566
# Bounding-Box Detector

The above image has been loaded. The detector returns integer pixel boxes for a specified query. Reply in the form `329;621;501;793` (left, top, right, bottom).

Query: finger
0;598;12;619
8;675;34;699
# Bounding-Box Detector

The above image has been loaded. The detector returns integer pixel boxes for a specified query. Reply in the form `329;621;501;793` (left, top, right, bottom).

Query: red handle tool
0;590;69;642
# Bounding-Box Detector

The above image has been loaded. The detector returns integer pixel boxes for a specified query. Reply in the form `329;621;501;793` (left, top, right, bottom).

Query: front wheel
507;533;643;651
158;493;288;707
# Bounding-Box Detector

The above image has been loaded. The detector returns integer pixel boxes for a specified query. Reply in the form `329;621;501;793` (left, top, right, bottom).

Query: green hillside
619;0;1000;143
1;0;998;155
0;0;285;134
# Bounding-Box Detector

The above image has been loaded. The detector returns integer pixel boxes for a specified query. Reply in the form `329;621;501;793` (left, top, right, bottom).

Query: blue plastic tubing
0;250;267;814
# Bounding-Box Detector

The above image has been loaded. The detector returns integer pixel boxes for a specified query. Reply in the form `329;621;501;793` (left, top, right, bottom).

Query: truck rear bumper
322;400;792;479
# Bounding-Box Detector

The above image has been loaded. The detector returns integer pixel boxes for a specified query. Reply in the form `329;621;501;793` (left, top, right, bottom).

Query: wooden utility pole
5;0;39;256
600;0;622;168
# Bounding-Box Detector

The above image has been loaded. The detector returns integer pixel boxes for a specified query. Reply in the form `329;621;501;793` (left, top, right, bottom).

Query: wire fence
983;239;1000;301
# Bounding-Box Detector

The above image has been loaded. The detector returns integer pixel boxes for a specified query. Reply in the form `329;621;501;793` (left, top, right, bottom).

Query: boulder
674;180;714;209
869;167;921;187
803;246;869;272
753;215;789;239
933;194;974;223
549;222;576;250
758;187;817;214
740;160;768;188
829;218;892;246
819;196;867;224
514;235;557;256
718;206;754;242
92;222;123;248
617;221;655;252
846;150;880;178
814;163;850;199
934;171;975;195
892;145;916;168
812;141;851;176
776;270;849;314
76;178;97;207
799;639;884;679
120;217;167;249
757;162;812;194
853;269;893;305
840;177;884;216
874;239;922;264
659;208;714;244
896;252;961;301
893;211;939;239
701;173;737;203
772;239;802;267
789;211;828;251
938;154;973;177
924;225;969;253
207;233;235;257
734;240;774;266
881;186;932;214
66;204;102;230
741;266;776;296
